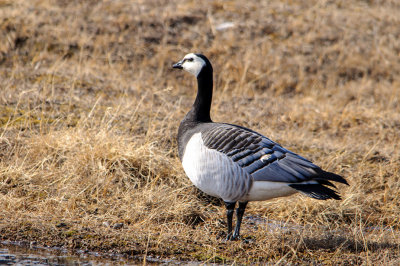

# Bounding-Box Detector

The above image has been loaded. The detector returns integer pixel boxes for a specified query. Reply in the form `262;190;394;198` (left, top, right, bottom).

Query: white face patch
181;53;206;77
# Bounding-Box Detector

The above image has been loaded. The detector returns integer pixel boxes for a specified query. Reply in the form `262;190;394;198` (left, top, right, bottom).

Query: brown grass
1;0;400;263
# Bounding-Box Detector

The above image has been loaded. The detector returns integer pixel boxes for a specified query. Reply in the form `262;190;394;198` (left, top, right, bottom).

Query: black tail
315;169;349;186
289;170;348;200
288;183;342;200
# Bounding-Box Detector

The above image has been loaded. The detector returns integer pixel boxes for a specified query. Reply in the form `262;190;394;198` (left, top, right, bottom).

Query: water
0;241;189;265
0;242;133;265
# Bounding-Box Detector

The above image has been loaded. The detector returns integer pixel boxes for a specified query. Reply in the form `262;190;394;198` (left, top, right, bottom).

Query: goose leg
224;201;236;240
232;201;248;240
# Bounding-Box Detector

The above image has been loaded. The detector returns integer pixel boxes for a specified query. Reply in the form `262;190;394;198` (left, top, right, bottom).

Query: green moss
63;230;78;237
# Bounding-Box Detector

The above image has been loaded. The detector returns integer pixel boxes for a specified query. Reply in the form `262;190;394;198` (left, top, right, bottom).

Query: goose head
172;53;212;77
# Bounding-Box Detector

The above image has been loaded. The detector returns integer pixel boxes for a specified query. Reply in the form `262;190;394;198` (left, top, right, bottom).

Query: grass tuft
1;0;400;263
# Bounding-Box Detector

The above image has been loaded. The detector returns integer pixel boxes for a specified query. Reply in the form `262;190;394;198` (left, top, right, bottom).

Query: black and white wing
201;123;348;200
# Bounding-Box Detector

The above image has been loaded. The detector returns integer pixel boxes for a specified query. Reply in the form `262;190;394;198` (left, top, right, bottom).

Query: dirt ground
1;0;400;264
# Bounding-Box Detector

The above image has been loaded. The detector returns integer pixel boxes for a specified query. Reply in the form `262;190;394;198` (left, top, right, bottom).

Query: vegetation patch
0;0;399;263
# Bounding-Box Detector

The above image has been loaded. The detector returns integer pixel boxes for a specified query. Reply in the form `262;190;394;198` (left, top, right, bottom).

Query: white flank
182;133;251;202
243;181;297;201
182;53;206;77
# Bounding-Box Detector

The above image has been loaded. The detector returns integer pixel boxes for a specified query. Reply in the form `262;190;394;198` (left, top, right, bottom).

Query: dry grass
1;0;400;263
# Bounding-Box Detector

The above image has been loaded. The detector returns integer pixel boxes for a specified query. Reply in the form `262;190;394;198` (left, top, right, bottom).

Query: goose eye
187;58;194;62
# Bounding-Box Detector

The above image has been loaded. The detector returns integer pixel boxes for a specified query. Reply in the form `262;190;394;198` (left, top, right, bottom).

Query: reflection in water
0;241;185;265
0;242;130;265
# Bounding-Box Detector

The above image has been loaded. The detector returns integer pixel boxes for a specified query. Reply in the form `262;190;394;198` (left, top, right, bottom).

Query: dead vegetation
1;0;400;263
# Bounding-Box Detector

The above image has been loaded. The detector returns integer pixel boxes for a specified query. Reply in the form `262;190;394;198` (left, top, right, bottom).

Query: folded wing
201;123;348;200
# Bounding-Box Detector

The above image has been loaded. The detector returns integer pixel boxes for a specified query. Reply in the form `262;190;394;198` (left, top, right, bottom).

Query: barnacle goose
173;53;348;240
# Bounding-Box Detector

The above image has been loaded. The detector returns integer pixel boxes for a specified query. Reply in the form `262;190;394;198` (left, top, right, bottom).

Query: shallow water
0;242;136;265
0;241;190;265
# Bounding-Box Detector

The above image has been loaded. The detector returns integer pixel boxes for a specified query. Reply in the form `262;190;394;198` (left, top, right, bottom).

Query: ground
0;0;400;264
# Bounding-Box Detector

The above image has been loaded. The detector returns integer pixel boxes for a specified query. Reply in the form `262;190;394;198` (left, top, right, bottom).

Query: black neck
184;67;213;123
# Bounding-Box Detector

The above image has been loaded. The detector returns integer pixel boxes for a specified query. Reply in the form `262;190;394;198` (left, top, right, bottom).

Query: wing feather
200;123;348;200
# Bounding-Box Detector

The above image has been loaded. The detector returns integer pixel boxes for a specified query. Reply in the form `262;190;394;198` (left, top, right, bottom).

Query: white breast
182;133;252;202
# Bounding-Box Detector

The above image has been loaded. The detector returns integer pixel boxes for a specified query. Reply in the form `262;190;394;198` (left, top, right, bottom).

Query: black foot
223;201;248;241
231;232;240;240
225;232;240;241
224;201;236;240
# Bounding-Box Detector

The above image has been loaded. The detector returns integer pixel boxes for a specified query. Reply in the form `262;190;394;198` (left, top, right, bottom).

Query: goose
172;53;348;240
